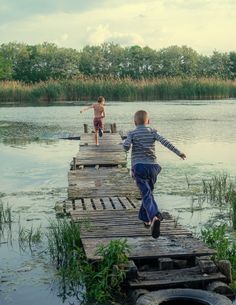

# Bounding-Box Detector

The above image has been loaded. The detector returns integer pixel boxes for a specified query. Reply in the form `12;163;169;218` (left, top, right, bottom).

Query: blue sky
0;0;236;54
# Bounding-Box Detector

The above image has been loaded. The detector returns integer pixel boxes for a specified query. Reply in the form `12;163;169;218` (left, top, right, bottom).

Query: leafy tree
155;45;199;77
208;51;231;79
0;54;12;80
229;51;236;79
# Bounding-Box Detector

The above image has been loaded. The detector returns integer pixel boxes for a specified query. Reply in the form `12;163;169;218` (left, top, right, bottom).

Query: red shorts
93;117;102;131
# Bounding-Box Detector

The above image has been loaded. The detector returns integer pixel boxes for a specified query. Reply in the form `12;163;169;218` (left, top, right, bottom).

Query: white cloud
87;24;111;45
0;0;236;54
86;24;144;46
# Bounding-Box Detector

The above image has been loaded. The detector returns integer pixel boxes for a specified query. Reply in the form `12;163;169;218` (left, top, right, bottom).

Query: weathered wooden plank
76;151;125;159
110;197;124;210
102;197;114;210
83;198;94;211
81;223;191;238
79;144;123;152
118;197;134;209
81;236;216;261
68;168;139;199
80;133;122;146
71;209;172;220
74;199;84;211
129;198;142;208
92;198;104;210
128;266;226;289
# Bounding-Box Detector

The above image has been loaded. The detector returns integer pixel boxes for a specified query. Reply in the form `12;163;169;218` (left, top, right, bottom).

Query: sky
0;0;236;54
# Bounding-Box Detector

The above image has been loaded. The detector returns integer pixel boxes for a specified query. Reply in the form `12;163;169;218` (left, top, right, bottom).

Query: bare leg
95;131;99;145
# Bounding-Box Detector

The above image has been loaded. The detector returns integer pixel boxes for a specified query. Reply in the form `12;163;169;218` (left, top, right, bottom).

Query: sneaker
98;128;103;137
151;217;161;239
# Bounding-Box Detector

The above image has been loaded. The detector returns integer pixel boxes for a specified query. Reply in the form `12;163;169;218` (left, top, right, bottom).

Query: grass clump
0;201;12;224
86;239;130;302
47;219;84;283
202;174;236;229
47;219;130;303
202;173;234;206
18;225;42;249
201;224;236;289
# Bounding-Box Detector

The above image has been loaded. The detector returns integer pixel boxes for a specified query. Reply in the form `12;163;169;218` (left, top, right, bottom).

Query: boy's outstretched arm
80;104;94;114
123;132;132;151
155;131;186;160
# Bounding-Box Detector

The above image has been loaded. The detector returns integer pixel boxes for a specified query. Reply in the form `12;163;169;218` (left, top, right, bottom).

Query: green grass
232;192;236;230
1;77;236;103
0;201;12;224
47;219;130;303
86;239;129;302
201;224;236;290
18;225;42;249
202;173;234;206
201;174;236;228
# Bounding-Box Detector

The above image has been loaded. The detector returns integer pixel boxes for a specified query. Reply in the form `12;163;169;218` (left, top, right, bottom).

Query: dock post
111;123;117;133
73;157;76;170
83;124;88;133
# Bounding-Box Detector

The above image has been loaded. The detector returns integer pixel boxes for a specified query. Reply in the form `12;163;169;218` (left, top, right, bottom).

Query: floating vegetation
47;219;130;303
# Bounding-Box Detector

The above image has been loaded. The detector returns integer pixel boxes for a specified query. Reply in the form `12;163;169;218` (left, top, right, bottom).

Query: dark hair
97;96;105;103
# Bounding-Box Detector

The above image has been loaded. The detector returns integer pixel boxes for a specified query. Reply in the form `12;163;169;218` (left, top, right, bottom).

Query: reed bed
1;78;236;103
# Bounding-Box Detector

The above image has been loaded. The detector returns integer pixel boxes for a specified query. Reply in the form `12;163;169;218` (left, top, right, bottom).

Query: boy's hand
179;153;186;160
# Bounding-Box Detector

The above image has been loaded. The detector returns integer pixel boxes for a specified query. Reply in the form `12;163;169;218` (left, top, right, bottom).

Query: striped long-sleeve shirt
123;125;181;167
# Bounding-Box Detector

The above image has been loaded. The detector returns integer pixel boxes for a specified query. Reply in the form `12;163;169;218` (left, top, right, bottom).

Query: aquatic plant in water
0;201;12;224
18;225;42;249
47;219;130;303
202;173;234;206
202;174;236;228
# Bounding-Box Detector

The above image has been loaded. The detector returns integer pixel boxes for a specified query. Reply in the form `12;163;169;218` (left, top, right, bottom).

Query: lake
0;100;236;305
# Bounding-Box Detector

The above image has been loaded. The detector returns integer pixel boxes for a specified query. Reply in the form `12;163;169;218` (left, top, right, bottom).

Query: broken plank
82;236;216;261
128;266;226;289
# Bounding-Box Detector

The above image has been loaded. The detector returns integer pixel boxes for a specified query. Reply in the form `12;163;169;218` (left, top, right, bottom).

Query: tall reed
0;201;12;224
202;173;234;206
1;77;236;103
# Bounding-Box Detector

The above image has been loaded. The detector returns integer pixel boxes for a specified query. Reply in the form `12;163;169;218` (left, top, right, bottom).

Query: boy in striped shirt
123;110;186;239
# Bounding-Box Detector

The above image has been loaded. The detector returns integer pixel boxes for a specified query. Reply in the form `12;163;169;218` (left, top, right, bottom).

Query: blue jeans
132;163;161;223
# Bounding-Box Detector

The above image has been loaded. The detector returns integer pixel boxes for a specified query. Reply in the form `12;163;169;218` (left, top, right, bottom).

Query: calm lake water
0;100;236;305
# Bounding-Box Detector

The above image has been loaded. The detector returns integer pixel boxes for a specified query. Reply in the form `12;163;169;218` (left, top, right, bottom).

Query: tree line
1;42;236;83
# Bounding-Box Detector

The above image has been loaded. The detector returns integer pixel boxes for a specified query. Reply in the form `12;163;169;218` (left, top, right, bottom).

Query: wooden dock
55;125;232;295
